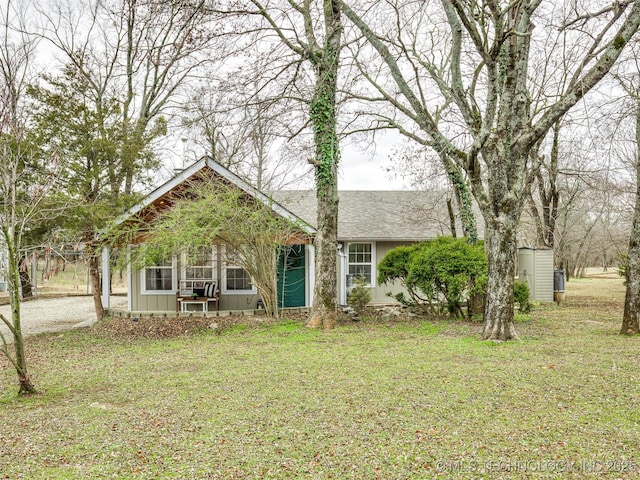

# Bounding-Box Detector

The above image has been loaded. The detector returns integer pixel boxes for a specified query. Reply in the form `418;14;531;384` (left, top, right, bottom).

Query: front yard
1;276;638;479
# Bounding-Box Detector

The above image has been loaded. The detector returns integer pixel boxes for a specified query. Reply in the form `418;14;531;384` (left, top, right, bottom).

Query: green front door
277;245;306;308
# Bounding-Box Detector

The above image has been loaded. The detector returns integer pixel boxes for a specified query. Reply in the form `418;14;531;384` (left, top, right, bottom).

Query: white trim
347;241;376;288
180;246;218;286
338;242;347;306
140;257;177;295
221;264;257;295
306;244;315;307
127;247;132;311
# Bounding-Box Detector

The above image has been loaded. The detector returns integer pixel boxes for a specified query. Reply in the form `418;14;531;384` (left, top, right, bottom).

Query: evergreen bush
347;275;372;315
378;236;487;318
514;281;532;313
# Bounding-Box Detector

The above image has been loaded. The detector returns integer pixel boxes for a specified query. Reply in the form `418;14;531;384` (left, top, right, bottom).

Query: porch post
306;243;315;307
101;247;110;308
126;246;132;311
32;252;38;297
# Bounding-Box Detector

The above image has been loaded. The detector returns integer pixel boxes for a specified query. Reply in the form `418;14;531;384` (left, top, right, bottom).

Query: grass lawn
1;276;639;479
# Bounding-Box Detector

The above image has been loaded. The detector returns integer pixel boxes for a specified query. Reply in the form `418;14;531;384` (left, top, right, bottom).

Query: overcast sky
338;141;411;190
163;130;412;191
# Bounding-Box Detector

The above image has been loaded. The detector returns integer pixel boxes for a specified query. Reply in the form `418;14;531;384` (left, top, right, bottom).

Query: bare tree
523;94;633;274
214;0;344;328
180;82;311;190
0;0;63;394
180;83;254;171
622;95;640;333
527;122;562;249
38;0;217;320
608;41;640;334
340;0;640;340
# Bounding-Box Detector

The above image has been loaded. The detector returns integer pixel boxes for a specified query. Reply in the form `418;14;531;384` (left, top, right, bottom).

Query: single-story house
101;156;463;314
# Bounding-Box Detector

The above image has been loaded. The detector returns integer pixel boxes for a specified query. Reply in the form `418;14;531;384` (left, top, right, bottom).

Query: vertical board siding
518;247;554;302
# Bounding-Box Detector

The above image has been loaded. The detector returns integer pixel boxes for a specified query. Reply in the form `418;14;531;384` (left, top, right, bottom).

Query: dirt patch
91;316;212;340
91;313;311;340
90;310;427;340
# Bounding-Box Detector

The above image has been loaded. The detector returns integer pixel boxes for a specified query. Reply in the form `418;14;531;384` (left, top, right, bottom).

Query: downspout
337;242;347;306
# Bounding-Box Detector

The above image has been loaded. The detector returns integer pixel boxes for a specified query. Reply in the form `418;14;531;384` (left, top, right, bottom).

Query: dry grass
1;276;639;479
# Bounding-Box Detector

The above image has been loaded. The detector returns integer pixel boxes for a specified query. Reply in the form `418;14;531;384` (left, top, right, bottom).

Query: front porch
100;242;315;316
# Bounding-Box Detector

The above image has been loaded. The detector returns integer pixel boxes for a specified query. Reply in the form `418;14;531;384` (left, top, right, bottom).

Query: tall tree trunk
88;254;105;321
306;0;341;330
4;229;36;394
543;123;560;248
443;154;477;243
622;211;640;334
307;181;339;329
621;99;640;335
18;256;32;299
482;216;520;341
10;282;35;394
446;198;457;238
529;122;561;248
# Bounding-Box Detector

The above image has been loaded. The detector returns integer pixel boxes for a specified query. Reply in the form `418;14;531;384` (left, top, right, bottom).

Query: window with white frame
225;266;253;292
221;247;256;295
182;246;217;290
348;242;375;286
141;257;176;294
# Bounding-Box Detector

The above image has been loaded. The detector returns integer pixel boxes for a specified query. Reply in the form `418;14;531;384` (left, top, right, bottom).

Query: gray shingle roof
270;190;465;241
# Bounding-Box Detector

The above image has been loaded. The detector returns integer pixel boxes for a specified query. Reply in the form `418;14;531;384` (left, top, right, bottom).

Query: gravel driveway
0;295;127;343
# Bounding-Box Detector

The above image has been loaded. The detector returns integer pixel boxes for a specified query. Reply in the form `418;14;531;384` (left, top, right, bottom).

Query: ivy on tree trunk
306;21;341;329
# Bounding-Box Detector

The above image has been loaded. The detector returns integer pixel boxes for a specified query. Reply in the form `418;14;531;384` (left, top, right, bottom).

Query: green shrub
377;244;417;284
347;275;371;315
378;236;487;318
378;244;426;308
514;281;532;313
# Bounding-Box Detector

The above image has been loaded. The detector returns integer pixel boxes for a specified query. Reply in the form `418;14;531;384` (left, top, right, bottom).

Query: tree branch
523;0;640;150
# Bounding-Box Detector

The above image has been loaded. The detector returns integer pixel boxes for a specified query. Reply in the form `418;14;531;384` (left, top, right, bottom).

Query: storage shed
518;247;554;302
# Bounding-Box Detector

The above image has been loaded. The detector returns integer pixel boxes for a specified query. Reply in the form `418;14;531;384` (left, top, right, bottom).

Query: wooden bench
176;280;219;312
